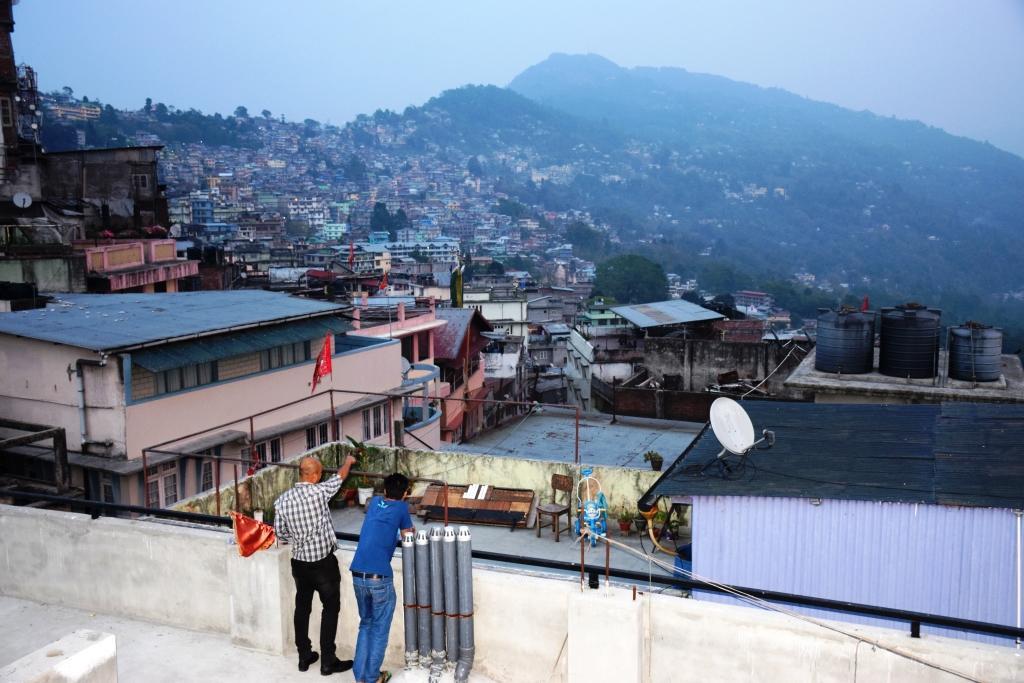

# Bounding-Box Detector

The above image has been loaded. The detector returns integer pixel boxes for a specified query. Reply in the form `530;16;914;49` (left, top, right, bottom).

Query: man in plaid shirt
275;454;357;675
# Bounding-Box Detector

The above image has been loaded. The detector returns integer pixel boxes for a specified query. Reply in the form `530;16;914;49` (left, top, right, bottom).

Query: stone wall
174;442;659;519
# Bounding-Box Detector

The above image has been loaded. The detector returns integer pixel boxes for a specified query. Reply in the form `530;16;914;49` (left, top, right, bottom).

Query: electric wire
740;341;806;399
587;531;985;683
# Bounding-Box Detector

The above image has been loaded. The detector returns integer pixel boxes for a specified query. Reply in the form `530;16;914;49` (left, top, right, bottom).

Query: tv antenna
709;397;775;465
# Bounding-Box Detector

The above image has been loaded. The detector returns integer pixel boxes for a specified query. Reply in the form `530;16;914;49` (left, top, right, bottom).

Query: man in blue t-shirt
349;473;414;683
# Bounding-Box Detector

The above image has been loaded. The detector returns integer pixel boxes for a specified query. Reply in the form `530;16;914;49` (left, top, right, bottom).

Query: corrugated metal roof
130;317;349;372
0;292;347;352
693;495;1019;644
645;402;1024;509
611;299;723;328
434;308;493;360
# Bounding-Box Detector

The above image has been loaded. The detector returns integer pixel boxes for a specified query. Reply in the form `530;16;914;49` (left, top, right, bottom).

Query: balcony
401;362;440;389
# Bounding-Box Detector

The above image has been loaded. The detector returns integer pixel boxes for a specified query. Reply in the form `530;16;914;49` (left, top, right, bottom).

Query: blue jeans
352;575;397;682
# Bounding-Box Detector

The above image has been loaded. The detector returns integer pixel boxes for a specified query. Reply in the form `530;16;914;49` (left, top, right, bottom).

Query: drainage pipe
401;531;418;668
1016;509;1022;650
428;526;446;681
72;355;108;447
455;526;475;683
442;526;460;668
414;529;431;667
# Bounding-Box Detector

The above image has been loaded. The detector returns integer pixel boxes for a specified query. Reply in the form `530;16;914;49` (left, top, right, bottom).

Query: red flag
311;332;333;393
378;271;388;292
229;511;276;557
347;241;355;269
861;295;870;312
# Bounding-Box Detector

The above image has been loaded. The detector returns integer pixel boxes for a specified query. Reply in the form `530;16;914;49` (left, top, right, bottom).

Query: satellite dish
710;397;756;455
13;192;32;209
400;357;412;378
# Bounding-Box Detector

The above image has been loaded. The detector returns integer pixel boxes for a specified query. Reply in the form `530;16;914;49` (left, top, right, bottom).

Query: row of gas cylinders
815;303;1003;381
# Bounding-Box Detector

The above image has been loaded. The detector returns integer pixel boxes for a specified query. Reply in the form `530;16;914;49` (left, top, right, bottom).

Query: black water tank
948;323;1003;382
814;308;875;374
879;304;941;378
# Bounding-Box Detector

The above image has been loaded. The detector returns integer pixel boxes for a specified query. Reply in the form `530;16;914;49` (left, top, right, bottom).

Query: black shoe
320;659;353;676
298;651;319;672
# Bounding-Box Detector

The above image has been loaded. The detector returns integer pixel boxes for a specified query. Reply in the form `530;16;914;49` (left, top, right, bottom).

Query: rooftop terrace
447;408;701;469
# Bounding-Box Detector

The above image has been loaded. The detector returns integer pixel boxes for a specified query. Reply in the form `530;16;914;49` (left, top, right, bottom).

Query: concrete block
568;589;643;683
227;544;292;654
0;630;117;682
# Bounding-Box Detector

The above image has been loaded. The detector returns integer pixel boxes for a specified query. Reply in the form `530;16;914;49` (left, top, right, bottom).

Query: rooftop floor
0;596;497;683
786;349;1024;402
331;506;685;577
445;409;701;469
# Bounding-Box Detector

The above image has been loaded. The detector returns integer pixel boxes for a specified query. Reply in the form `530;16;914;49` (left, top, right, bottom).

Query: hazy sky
13;0;1024;156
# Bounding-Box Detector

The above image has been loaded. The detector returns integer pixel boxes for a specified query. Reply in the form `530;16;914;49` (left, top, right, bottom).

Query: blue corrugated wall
692;495;1021;645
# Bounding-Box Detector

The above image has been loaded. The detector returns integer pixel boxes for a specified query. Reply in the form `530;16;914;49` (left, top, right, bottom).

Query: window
200;461;214;491
163;473;178;505
146;461;178;507
361;409;371;441
154;362;216;395
373;405;383;437
270;438;282;463
132;174;150;190
0;97;11;128
260;342;311;371
254;441;267;464
101;474;115;504
305;424;328;450
384;401;391;434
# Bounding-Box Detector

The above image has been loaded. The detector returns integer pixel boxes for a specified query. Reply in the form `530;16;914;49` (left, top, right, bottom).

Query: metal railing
2;491;1021;643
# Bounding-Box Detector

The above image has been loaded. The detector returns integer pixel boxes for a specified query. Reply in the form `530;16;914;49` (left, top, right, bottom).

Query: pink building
0;291;440;507
74;239;198;293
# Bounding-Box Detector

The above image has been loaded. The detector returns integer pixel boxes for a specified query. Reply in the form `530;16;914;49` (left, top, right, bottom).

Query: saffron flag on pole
311;332;333;394
378;271;388;292
228;511;276;557
861;295;870;312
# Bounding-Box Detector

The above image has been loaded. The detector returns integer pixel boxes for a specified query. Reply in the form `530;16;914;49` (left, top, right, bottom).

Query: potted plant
616;506;633;535
643;450;664;472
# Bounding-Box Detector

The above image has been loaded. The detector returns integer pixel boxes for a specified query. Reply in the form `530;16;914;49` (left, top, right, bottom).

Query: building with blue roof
0;291;442;507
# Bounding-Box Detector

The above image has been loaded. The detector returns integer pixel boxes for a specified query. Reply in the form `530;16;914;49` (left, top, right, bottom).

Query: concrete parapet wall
0;630;117;683
2;505;1021;683
0;506;230;634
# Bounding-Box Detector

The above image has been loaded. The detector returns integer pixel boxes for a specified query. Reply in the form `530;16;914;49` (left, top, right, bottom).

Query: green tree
565;221;608;261
594;254;668;304
154;102;169;121
234;105;249;118
492;198;529;220
261;109;272;119
467;155;484;178
370;202;393;238
144;97;152;114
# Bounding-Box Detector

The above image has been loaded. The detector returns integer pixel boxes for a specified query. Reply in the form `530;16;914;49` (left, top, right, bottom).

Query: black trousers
291;553;341;660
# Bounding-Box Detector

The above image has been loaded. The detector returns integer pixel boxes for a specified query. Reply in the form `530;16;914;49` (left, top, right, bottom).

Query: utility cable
587;531;984;683
740;342;805;399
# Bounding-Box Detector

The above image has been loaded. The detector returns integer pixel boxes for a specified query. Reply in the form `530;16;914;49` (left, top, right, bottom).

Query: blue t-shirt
350;496;413;577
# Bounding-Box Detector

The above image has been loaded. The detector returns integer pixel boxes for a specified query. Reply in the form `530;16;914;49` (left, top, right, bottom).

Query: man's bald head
298;456;323;483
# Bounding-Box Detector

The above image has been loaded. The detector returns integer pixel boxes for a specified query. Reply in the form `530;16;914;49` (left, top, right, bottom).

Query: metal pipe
442;526;459;667
428;526;446;681
72;355;107;447
454;526;475;683
414;529;431;667
1017;509;1022;649
401;531;418;668
141;449;149;507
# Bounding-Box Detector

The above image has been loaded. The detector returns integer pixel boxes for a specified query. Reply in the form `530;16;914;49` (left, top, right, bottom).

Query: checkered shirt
273;475;342;562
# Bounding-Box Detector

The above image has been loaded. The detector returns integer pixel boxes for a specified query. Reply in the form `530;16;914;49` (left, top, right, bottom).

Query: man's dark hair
383;473;409;500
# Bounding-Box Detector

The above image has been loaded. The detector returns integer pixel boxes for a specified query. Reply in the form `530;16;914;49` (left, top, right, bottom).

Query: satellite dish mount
709;397;775;466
